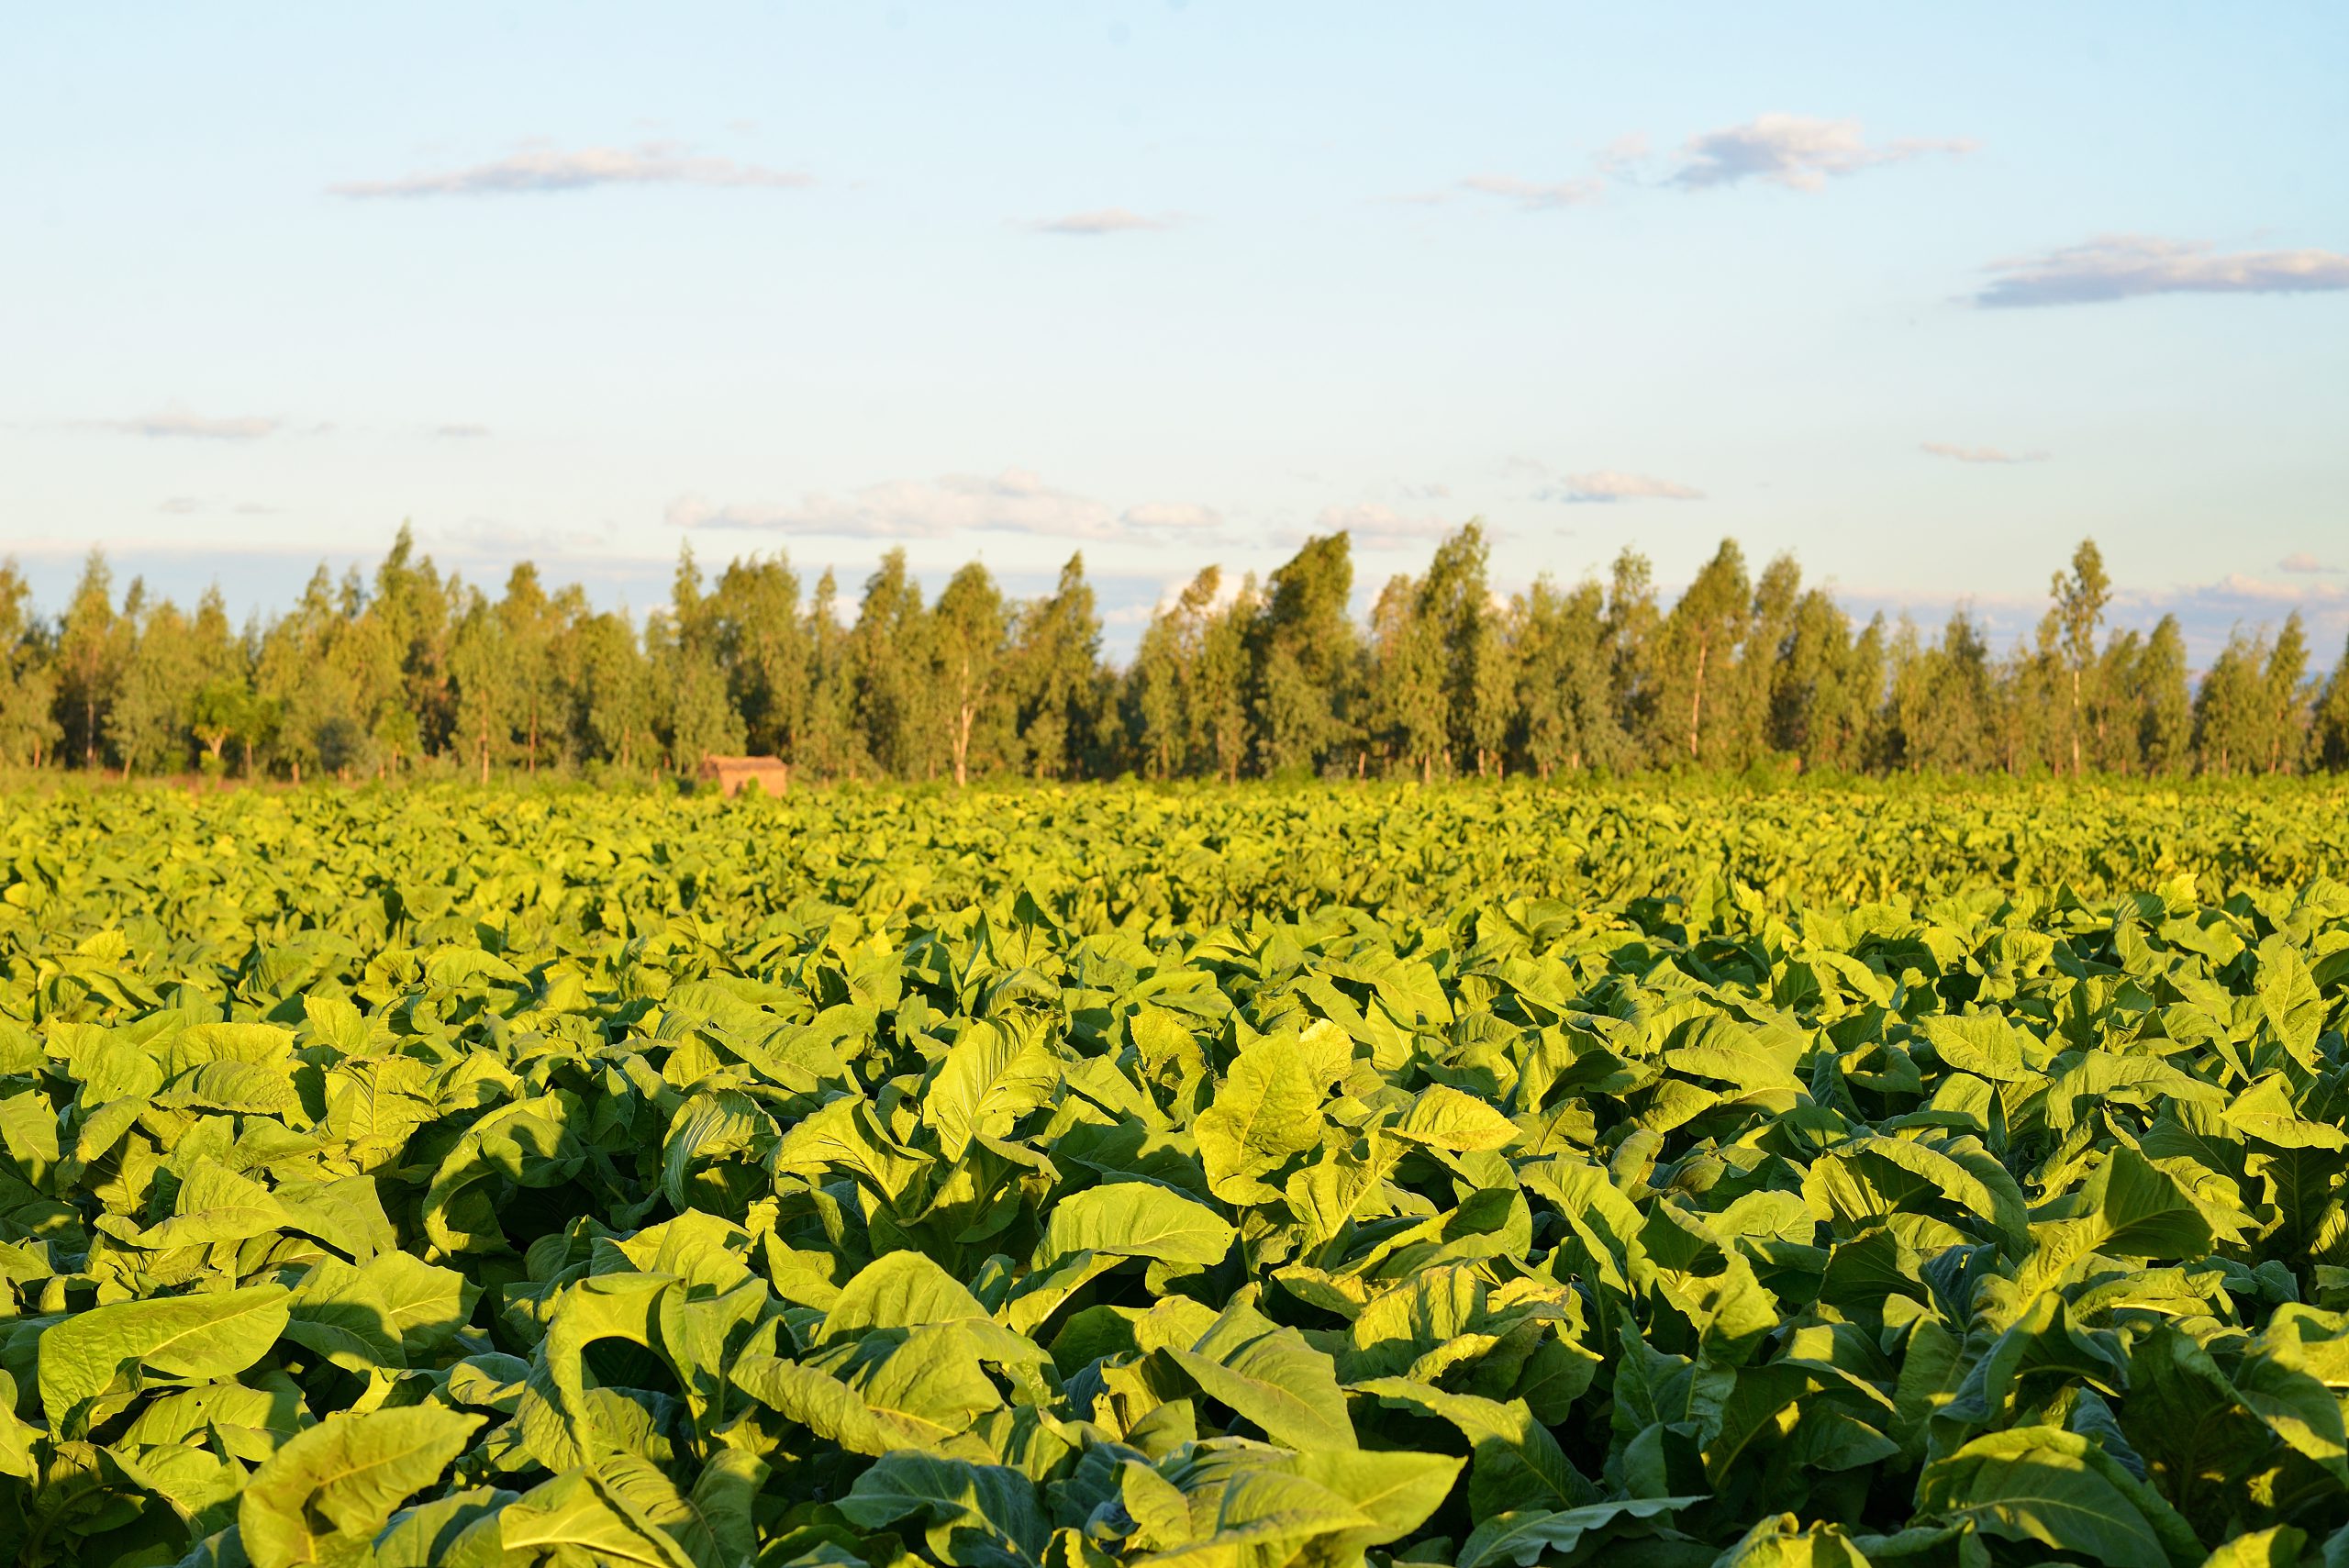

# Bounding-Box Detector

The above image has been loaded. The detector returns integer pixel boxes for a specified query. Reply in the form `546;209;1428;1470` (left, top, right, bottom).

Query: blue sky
5;3;2345;660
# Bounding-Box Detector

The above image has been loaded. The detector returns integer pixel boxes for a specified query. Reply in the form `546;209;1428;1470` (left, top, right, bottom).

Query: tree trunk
478;724;490;785
1688;636;1709;761
2070;665;2082;776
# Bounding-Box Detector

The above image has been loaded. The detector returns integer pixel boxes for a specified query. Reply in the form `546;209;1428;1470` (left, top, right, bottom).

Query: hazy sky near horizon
4;3;2345;659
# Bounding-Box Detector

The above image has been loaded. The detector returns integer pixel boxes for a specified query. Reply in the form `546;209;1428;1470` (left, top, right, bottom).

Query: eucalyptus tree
0;561;61;769
1647;539;1752;766
106;589;196;776
1192;574;1257;784
931;562;1008;787
845;550;932;780
1252;533;1357;777
1364;573;1445;783
1600;549;1659;754
2263;612;2311;773
1510;575;1613;778
570;609;655;773
1009;554;1103;781
2135;616;2193;774
1125;566;1222;780
54;550;125;770
2049;538;2110;775
1769;587;1854;771
2314;630;2349;772
651;545;747;776
800;569;863;782
710;553;810;763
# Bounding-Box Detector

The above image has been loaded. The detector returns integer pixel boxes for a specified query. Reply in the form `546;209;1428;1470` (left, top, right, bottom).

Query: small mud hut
699;755;790;798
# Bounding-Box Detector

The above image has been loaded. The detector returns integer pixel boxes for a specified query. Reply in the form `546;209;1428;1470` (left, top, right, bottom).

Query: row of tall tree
4;525;2347;784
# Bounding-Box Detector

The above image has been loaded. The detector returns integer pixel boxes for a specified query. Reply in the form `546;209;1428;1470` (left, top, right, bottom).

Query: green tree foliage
1510;576;1619;778
2049;539;2112;774
0;560;61;768
2315;630;2349;771
1252;533;1357;777
930;562;1008;787
6;529;2348;783
1008;554;1105;781
53;550;126;770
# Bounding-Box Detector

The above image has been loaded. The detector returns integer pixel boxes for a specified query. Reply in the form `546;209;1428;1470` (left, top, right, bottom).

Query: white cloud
155;495;275;516
670;472;1221;542
104;406;279;439
1593;132;1651;176
1974;234;2349;307
1119;501;1221;531
434;423;491;439
1920;441;2050;464
1672;114;1971;191
426;518;622;559
1544;470;1705;503
1311;503;1460;551
1031;207;1172;236
332;141;815;198
2193;573;2346;606
1457;173;1603;212
2279;552;2343;575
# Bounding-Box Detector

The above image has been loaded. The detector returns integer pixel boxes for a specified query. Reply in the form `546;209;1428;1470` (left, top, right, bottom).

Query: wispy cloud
1119;501;1221;531
427;518;622;559
1593;133;1651;176
1456;174;1603;212
157;495;278;516
1672;114;1971;191
670;471;1219;541
1310;503;1460;551
2281;552;2343;575
2180;573;2346;607
331;141;814;198
1973;234;2349;307
434;423;490;439
1030;207;1172;236
104;406;279;440
1543;470;1704;504
1920;441;2050;464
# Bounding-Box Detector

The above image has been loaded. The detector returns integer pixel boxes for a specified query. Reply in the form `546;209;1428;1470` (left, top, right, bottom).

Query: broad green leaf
39;1284;291;1437
239;1406;484;1568
1033;1181;1237;1271
1917;1425;2201;1568
1457;1497;1700;1568
1168;1300;1356;1451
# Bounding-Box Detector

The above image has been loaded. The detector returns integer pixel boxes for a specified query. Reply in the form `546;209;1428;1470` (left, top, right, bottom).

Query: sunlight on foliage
0;781;2344;1566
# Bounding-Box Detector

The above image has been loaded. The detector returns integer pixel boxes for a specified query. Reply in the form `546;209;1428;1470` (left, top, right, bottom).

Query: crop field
1;781;2347;1568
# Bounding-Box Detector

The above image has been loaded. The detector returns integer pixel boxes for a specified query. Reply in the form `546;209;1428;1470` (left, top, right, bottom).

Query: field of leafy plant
1;781;2346;1568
